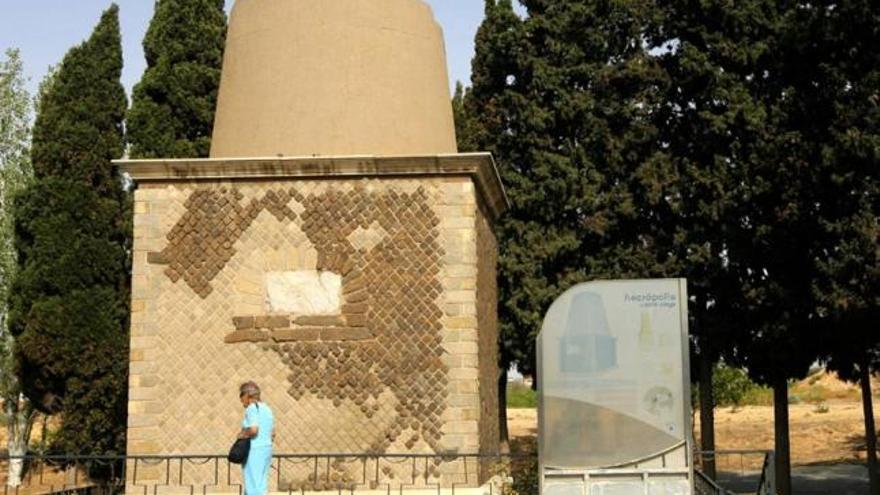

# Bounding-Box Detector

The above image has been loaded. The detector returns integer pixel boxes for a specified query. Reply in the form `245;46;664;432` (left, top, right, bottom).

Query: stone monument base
119;154;508;488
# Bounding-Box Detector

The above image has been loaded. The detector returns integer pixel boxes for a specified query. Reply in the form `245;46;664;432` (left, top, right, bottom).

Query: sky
0;0;516;98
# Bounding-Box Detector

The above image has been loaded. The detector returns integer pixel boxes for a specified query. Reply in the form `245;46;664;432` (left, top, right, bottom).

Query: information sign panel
538;279;692;494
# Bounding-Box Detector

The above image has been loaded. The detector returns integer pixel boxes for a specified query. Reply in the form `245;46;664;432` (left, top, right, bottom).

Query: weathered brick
146;251;169;265
224;329;269;343
232;316;255;329
345;314;367;327
321;327;372;341
272;328;320;341
344;289;369;303
294;315;345;327
255;315;290;328
341;303;368;314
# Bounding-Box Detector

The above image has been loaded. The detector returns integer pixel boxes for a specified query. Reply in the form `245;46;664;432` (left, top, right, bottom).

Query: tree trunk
699;349;717;480
40;414;48;453
6;396;36;487
498;367;510;453
859;357;879;495
773;377;792;495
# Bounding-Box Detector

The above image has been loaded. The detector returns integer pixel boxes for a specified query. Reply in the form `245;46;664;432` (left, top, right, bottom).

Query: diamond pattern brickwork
127;177;497;489
144;182;448;456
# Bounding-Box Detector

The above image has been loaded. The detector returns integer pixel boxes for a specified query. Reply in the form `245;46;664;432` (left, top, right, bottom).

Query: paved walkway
716;463;870;494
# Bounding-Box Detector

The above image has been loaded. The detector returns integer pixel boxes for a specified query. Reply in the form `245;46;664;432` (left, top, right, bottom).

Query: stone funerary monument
119;0;507;489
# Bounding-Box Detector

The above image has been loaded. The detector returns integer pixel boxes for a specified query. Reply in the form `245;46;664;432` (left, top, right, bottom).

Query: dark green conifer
127;0;227;158
655;0;786;479
9;5;129;455
791;2;880;492
469;0;673;379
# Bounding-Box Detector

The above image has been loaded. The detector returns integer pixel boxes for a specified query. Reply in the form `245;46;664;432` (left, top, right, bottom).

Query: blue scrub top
242;402;274;448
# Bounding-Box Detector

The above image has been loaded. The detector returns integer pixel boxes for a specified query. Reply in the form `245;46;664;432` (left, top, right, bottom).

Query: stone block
294;315;345;327
254;315;290;328
232;316;255;329
449;394;480;408
457;381;479;394
224;329;270;343
443;342;479;355
446;316;478;329
443;421;478;434
127;440;160;454
344;289;369;303
127;414;159;428
344;314;367;327
128;361;152;375
444;277;476;290
320;327;372;341
461;408;480;421
449;368;479;380
130;336;156;351
146;251;169;265
446;290;475;304
272;328;320;341
440;216;475;229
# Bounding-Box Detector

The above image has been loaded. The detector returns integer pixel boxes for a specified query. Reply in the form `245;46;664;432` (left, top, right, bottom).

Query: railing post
765;451;776;495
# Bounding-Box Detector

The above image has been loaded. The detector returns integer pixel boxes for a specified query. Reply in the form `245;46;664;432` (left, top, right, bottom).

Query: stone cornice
115;153;510;221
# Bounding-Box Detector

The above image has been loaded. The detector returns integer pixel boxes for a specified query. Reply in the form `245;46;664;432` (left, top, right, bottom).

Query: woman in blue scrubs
238;381;274;495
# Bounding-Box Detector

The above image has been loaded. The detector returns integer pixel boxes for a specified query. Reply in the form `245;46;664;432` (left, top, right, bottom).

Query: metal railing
0;452;538;495
695;450;776;495
694;469;735;495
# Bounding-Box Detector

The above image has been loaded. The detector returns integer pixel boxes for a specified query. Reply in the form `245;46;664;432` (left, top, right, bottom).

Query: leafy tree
8;5;129;455
0;48;36;486
711;363;761;409
127;0;227;158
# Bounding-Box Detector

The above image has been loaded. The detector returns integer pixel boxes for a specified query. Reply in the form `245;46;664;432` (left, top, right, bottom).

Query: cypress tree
655;0;783;478
461;0;529;446
451;82;478;153
793;1;880;492
127;0;227;158
485;0;673;375
466;7;678;461
8;5;129;455
712;3;825;492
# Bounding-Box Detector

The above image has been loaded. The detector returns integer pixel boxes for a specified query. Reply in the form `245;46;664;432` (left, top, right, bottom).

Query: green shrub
507;383;537;408
694;362;774;408
501;437;538;495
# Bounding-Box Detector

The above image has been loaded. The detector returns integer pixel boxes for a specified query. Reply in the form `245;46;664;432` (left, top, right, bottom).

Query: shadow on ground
716;464;869;495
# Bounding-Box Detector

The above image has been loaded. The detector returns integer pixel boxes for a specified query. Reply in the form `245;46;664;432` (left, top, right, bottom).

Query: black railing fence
695;450;776;495
0;453;538;495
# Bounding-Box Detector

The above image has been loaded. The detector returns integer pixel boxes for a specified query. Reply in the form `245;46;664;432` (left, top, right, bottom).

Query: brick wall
476;203;501;482
127;175;499;488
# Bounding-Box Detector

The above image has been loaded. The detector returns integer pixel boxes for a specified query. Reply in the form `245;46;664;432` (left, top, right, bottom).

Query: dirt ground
507;372;879;467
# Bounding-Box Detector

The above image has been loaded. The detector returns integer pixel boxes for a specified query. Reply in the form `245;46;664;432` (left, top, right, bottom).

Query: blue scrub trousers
243;445;272;495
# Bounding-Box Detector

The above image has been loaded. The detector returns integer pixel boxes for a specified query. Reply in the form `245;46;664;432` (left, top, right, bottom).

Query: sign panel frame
538;278;693;495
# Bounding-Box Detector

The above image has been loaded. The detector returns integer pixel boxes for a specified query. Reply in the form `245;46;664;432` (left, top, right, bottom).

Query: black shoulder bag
228;437;250;464
229;404;257;464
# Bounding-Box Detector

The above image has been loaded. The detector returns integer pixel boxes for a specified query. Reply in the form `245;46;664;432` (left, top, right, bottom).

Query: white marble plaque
265;271;342;314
